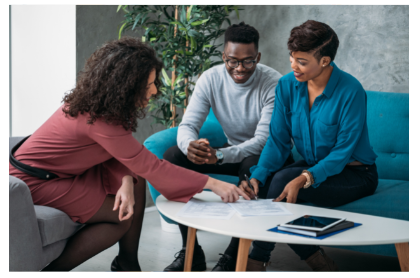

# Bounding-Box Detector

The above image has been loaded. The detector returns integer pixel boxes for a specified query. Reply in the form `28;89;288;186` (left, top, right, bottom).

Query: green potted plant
118;5;240;128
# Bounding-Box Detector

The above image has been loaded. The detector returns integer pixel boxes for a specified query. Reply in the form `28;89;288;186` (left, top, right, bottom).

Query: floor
72;209;402;272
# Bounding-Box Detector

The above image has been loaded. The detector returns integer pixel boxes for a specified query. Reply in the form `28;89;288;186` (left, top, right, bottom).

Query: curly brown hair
62;36;163;132
287;20;339;64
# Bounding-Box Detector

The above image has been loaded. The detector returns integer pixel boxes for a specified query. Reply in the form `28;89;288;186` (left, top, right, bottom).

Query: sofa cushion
34;205;83;247
334;179;409;221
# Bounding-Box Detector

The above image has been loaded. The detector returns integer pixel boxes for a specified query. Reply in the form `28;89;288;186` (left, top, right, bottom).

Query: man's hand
239;178;260;200
204;144;217;164
273;175;306;203
113;175;135;221
187;138;217;165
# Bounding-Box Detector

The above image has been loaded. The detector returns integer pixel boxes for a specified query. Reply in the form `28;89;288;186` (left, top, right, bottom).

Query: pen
244;174;258;200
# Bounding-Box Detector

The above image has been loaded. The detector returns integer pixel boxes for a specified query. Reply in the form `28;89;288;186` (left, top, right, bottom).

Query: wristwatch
215;150;224;165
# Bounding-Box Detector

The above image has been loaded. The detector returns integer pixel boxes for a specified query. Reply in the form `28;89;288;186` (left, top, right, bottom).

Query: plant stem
170;5;179;128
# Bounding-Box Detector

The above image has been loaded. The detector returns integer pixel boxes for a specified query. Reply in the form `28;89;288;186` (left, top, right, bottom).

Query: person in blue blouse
238;20;379;271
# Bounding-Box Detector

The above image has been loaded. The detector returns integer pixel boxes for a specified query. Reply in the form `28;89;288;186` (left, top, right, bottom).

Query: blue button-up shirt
250;62;377;188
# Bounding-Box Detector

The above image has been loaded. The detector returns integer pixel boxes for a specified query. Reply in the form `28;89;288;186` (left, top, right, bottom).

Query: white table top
156;191;409;246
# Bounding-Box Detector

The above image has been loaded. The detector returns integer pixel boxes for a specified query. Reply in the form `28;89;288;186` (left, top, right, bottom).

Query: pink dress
9;105;208;223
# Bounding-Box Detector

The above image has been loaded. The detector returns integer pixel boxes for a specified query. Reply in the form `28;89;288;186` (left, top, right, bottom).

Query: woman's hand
273;175;306;203
113;175;135;221
239;178;260;200
204;177;251;202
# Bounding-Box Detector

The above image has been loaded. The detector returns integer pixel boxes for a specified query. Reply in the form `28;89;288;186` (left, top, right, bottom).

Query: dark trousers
163;144;294;256
249;160;379;262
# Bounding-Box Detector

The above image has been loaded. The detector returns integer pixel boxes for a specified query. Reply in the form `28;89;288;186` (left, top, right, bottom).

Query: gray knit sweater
177;63;282;164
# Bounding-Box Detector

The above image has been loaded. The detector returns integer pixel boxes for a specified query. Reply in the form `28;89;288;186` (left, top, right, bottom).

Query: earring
323;65;326;67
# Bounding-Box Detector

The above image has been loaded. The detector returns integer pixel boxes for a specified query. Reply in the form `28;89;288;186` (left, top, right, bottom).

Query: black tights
42;177;146;271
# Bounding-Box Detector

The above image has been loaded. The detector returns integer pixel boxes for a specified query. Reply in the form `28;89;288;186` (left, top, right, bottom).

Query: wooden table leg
235;238;253;271
395;242;409;272
184;227;197;272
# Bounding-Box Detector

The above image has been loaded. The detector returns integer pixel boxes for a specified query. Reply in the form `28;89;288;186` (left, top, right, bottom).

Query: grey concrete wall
216;5;409;93
76;5;408;207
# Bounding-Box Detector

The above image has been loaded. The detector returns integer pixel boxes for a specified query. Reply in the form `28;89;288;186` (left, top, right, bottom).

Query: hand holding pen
239;174;258;200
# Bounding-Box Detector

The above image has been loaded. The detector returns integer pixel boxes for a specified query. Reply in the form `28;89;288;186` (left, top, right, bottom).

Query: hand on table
273;175;306;204
113;175;135;221
187;138;217;165
239;178;260;200
204;177;251;202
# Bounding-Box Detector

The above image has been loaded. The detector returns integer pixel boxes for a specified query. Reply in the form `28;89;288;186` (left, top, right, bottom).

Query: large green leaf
188;29;200;38
174;73;184;86
140;16;149;26
180;6;187;23
132;13;142;30
234;6;240;19
188;17;200;25
187;5;194;21
161;69;171;87
118;22;127;39
190;37;197;50
170;21;185;28
191;18;209;26
117;5;128;13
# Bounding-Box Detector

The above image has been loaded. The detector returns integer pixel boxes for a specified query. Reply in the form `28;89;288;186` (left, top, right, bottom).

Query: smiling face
138;68;157;108
222;42;261;84
289;51;331;82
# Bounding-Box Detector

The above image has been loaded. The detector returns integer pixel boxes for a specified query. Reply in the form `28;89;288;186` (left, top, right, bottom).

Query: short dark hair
287;20;339;63
224;21;259;50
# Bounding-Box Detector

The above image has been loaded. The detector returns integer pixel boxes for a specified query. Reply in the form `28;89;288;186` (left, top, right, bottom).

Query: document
177;199;236;220
228;199;292;217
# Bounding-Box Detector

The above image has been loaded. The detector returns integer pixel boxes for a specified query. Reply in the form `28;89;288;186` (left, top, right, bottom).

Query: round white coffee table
156;191;409;271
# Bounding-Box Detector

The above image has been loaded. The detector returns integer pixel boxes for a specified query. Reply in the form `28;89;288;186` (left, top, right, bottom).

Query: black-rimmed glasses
224;55;258;69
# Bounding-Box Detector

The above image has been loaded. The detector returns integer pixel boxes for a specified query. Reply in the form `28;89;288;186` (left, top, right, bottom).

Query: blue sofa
144;90;409;258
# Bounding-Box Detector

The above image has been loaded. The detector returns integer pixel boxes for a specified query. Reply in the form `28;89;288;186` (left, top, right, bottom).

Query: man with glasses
163;22;289;272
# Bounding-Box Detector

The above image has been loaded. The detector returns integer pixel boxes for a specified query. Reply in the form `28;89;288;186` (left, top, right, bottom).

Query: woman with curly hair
9;37;249;271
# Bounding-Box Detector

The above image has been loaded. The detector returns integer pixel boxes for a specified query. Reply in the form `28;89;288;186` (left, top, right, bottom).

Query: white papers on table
228;199;292;217
176;199;236;220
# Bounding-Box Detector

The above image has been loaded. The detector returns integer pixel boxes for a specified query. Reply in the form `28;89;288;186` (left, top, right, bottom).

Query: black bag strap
10;135;59;180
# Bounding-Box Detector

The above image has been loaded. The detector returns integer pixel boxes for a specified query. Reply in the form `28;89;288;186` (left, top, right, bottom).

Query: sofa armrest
9;176;44;271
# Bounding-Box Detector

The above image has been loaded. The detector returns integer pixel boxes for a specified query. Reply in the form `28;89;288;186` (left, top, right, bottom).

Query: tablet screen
285;215;342;228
